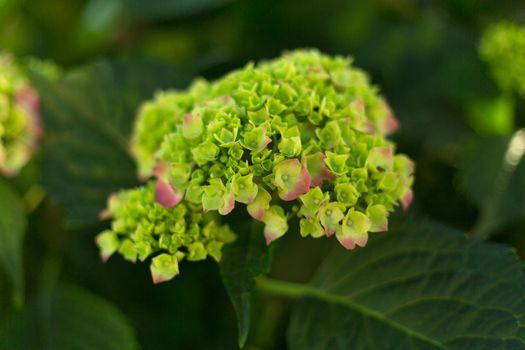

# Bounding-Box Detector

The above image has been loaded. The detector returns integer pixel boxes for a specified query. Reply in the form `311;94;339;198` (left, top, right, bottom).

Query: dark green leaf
0;284;138;349
220;221;270;348
459;129;525;237
0;178;26;307
32;59;193;228
125;0;236;20
288;219;525;349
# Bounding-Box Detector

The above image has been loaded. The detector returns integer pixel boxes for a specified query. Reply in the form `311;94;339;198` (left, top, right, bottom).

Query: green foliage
219;221;270;347
286;219;525;349
460;130;525;238
0;285;139;349
125;0;236;20
33;59;195;227
0;178;26;307
480;22;525;96
2;2;525;349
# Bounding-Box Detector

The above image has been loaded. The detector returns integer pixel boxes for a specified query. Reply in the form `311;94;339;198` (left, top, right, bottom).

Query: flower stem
256;276;310;299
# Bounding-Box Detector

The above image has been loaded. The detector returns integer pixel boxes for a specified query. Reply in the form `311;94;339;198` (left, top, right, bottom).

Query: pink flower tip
219;190;235;215
338;235;368;250
402;189;413;210
155;180;183;208
325;228;335;237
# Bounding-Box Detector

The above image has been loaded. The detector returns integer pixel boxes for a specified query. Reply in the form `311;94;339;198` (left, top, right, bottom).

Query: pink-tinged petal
381;147;393;158
153;162;169;180
354;234;369;248
99;209;111;220
304;153;333;187
336;210;371;249
263;206;288;245
250;209;267;221
354;98;365;114
150;254;179;284
95;231;119;262
337;228;369;249
219;188;235;215
16;86;42;138
263;135;272;149
367;147;394;170
336;234;368;250
337;236;356;250
247;187;272;221
275;159;311;201
99;193;117;220
402;189;413;210
155;179;183;208
264;228;280;245
182;113;203;139
373;221;388;233
280;165;311;201
381;98;399;135
152;274;168;284
325;228;335;237
264;222;287;245
386;112;399;134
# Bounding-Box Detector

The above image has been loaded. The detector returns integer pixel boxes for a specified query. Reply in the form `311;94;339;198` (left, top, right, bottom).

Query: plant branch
256;276;311;299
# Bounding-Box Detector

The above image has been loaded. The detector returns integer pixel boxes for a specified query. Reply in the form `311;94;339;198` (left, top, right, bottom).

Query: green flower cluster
480;22;525;96
99;49;414;282
0;53;42;176
96;182;236;283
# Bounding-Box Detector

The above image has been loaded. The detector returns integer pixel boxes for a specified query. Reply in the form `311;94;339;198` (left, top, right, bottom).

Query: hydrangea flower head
0;53;42;176
98;49;414;282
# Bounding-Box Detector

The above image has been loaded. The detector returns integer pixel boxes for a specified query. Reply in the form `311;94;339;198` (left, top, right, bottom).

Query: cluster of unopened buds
97;50;414;283
0;53;42;176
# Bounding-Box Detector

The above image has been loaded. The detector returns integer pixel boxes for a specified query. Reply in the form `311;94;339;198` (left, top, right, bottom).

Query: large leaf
287;219;525;349
0;178;26;307
459;129;525;237
0;284;138;349
32;59;194;227
220;220;270;348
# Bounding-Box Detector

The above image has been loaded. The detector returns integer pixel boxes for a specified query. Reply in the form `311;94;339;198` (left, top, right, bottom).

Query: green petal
247;186;271;221
150;253;180;283
263;205;288;244
274;158;311;201
336;210;371;250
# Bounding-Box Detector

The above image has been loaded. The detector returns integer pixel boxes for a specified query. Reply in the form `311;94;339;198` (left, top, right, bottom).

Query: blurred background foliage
2;0;525;349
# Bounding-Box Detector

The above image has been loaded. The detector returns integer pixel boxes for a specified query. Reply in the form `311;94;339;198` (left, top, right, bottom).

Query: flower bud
247;186;271;221
150;254;180;284
274;159;311;201
263;205;288;245
336;210;371;250
232;173;258;204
